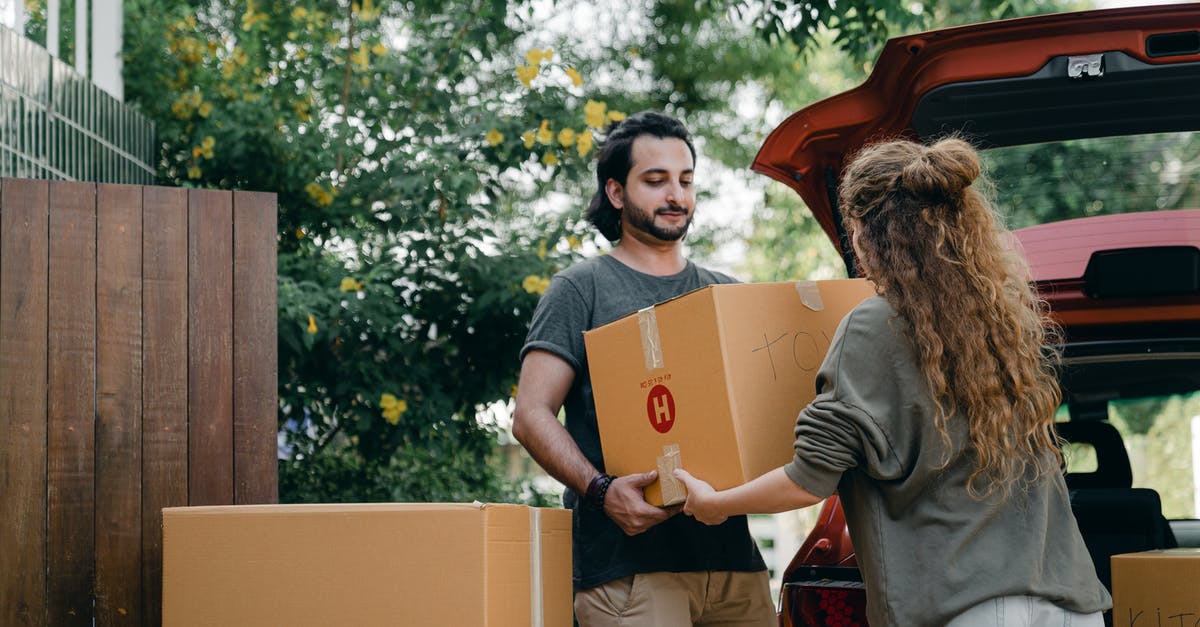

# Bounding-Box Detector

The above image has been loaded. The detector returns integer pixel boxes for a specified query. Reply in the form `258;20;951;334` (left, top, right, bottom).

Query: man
513;111;775;626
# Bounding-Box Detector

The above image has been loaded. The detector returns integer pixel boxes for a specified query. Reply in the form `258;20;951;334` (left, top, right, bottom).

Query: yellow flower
380;393;408;425
515;64;538;88
291;6;308;19
522;274;549;295
241;9;267;31
525;48;544;66
371;42;387;56
607;110;627;123
201;135;215;150
567;235;581;250
192;146;202;159
187;165;201;179
565;67;583;87
521;131;535;149
201;145;214;159
584;100;607;128
306;314;318;334
339;277;364;292
537;240;547;260
557;128;576;147
542;48;553;61
170;98;192;119
541;152;559;167
305;182;334;207
295;228;305;239
352;0;381;20
350;44;370;71
510;384;518;398
485;128;504;146
536;120;553;145
198;102;213;118
577;129;594;157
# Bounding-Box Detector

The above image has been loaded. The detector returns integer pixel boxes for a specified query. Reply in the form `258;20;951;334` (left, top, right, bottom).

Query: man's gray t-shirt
521;254;766;590
784;296;1111;626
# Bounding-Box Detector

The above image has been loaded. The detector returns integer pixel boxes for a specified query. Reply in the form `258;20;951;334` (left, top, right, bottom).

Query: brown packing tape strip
638;306;665;371
656;444;686;506
795;280;824;311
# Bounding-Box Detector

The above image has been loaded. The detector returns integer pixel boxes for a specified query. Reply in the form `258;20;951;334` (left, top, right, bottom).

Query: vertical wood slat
46;181;97;627
140;186;188;627
188;189;234;506
234;191;278;504
0;179;277;627
95;184;143;626
0;179;50;627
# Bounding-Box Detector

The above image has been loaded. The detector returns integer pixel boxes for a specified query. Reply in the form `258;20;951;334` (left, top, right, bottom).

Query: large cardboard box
162;503;572;627
585;279;875;506
1111;549;1200;627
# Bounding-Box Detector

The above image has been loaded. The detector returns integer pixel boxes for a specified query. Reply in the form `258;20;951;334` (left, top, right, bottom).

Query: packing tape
530;508;543;627
637;306;664;371
795;281;824;311
656;444;686;506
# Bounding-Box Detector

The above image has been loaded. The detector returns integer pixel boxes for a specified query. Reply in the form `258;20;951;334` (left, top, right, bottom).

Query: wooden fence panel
0;178;49;627
233;191;278;504
188;189;234;506
0;179;277;627
140;186;188;627
95;184;144;626
46;181;97;627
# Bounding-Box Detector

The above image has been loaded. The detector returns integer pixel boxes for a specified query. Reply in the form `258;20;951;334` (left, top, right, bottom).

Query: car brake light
1082;246;1200;298
780;566;869;627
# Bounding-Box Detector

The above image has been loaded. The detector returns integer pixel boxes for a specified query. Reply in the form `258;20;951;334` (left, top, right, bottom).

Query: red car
752;4;1200;625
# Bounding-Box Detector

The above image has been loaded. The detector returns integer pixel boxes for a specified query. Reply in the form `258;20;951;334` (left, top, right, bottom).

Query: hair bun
899;138;980;202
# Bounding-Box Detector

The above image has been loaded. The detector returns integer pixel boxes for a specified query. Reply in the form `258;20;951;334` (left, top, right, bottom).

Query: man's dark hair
586;111;696;242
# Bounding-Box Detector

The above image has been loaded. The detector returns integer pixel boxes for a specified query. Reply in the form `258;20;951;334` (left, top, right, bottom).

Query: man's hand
603;470;681;535
673;468;728;526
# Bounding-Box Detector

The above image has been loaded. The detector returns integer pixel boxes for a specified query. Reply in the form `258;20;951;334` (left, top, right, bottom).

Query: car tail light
779;567;869;627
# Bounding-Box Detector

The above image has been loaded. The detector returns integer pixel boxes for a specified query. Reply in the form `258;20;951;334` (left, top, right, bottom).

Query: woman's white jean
945;595;1105;627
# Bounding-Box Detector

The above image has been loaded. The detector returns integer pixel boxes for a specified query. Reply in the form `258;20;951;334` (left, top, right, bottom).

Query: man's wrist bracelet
585;473;616;510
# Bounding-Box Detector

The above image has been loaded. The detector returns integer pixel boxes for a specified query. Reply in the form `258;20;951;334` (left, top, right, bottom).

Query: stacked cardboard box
585;279;876;505
162;502;571;626
1111;549;1200;627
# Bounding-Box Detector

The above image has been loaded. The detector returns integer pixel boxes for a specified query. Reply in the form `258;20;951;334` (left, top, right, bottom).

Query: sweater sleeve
783;299;906;498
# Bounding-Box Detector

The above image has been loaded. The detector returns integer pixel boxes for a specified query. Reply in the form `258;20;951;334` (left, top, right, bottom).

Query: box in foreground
585;279;875;506
163;502;572;627
1111;548;1200;627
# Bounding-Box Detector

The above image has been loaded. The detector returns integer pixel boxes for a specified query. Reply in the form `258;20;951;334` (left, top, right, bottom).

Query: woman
674;138;1111;626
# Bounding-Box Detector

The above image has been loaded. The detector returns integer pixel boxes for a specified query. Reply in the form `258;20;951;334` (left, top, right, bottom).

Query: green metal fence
0;25;155;184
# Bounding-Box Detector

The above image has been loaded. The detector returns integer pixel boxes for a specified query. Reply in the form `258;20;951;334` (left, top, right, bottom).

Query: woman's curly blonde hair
839;137;1063;497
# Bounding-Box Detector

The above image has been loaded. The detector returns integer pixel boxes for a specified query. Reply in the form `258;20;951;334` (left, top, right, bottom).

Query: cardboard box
162;503;572;627
585;279;875;506
1111;548;1200;627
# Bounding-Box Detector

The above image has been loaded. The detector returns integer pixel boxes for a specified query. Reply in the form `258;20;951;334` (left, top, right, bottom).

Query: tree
106;0;1068;502
120;0;630;503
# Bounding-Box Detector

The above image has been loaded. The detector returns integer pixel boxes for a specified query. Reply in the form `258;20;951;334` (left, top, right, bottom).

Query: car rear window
983;131;1199;231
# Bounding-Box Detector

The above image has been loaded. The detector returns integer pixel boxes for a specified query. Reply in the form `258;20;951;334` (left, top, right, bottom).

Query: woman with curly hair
674;138;1111;626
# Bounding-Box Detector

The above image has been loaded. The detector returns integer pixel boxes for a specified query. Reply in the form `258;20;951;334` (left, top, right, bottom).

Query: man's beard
623;196;692;241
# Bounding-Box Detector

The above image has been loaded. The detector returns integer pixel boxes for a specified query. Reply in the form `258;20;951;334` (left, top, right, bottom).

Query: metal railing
0;24;154;184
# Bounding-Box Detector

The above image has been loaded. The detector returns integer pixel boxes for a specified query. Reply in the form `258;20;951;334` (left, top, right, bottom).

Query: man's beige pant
573;570;776;626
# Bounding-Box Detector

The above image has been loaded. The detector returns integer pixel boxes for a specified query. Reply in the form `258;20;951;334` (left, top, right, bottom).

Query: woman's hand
673;468;728;526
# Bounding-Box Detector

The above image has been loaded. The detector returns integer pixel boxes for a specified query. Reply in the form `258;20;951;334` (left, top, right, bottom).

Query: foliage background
20;0;1197;516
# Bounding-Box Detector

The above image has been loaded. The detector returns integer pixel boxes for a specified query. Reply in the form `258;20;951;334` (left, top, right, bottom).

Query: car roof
751;3;1200;264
